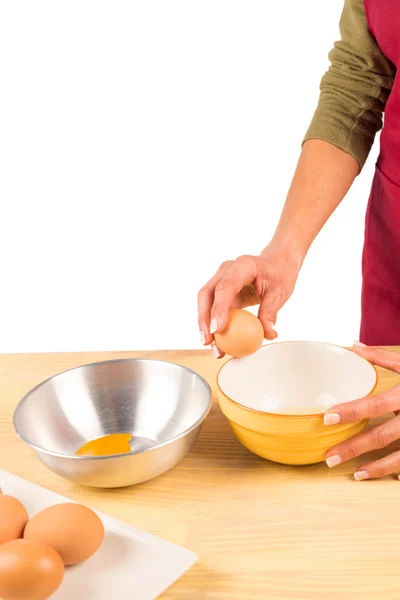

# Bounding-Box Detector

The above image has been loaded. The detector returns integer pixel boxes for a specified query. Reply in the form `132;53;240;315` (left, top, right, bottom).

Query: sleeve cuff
302;103;380;172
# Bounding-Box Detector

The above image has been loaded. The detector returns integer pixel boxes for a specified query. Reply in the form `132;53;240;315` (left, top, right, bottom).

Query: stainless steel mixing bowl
13;358;212;488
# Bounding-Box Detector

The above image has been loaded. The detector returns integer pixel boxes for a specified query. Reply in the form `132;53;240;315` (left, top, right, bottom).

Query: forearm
265;139;359;261
266;0;395;265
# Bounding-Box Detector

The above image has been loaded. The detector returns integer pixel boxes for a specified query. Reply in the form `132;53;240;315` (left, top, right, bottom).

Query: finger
354;450;400;481
211;341;225;360
197;285;215;345
210;258;257;334
198;262;232;344
353;343;400;373
257;284;285;340
325;414;400;468
324;385;400;426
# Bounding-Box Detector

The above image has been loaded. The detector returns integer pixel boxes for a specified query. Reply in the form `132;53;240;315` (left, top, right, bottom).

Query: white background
0;1;379;353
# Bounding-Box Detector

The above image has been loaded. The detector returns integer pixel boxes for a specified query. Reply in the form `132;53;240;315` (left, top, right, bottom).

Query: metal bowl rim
13;357;212;461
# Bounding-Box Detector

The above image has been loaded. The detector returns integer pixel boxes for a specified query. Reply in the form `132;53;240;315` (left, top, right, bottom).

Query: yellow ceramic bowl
217;341;378;465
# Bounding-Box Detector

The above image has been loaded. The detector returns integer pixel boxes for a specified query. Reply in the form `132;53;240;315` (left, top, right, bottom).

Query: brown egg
0;495;29;544
0;539;64;600
214;308;264;357
24;503;104;566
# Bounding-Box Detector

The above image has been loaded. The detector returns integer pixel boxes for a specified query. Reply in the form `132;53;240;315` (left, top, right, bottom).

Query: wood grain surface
0;349;400;600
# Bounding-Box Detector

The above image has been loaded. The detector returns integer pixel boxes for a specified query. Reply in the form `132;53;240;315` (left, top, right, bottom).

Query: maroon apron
360;0;400;344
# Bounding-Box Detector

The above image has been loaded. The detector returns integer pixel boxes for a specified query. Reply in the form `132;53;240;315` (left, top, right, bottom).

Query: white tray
0;469;197;599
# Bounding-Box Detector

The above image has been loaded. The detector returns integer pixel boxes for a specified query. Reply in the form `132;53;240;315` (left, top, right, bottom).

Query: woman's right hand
197;244;303;357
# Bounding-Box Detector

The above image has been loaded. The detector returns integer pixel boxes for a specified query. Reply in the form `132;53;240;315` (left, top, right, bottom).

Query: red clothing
360;0;400;344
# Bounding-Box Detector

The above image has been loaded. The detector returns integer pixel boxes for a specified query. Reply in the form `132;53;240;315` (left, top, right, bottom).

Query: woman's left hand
325;344;400;481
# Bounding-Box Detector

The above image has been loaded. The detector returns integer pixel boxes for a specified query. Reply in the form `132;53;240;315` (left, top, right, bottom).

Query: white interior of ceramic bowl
218;342;377;415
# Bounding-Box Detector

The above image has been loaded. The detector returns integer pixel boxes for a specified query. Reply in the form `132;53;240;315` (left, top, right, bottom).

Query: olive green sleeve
303;0;396;170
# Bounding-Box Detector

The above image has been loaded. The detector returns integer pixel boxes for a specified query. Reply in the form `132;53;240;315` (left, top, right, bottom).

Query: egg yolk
76;433;132;456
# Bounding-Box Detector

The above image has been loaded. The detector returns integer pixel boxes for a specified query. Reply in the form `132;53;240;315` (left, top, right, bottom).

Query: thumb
258;286;285;340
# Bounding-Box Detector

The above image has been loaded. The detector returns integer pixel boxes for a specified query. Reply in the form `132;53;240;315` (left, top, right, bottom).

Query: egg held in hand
24;502;105;566
0;495;29;544
0;539;64;600
214;309;264;357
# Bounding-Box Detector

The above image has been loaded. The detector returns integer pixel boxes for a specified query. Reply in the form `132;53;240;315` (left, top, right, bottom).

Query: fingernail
269;322;278;338
324;413;341;426
326;454;341;468
212;343;222;359
210;318;218;334
200;331;206;346
353;341;367;348
354;470;369;481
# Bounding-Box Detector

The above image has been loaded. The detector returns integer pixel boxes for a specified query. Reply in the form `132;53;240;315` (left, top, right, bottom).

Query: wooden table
1;349;400;600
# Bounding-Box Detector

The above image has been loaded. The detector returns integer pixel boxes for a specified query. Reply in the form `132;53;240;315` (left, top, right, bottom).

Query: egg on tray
24;502;105;566
0;493;29;544
0;539;64;600
0;487;105;600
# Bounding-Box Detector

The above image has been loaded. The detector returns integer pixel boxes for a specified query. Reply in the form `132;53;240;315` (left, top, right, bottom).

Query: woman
197;0;400;480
